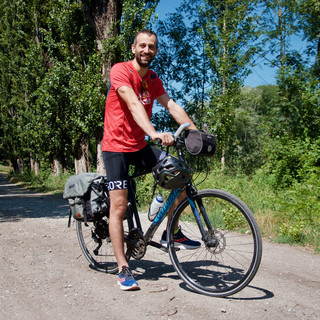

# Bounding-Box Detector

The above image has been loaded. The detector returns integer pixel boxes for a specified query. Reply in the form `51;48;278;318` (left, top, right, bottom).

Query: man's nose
144;46;151;53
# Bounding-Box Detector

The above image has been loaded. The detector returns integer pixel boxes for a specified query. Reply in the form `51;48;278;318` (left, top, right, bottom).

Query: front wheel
168;189;262;297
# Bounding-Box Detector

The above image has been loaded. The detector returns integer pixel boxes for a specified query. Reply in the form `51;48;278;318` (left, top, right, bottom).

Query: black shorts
102;145;166;191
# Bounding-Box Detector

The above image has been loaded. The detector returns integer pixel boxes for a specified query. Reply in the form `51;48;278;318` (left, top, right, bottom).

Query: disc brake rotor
205;229;226;254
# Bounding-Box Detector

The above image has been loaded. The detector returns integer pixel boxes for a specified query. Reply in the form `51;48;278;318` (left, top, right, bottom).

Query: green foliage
222;204;248;231
153;0;260;165
259;0;299;69
136;167;320;251
297;0;320;77
277;54;320;140
120;0;160;60
275;176;320;247
8;168;72;193
0;0;163;173
264;137;320;188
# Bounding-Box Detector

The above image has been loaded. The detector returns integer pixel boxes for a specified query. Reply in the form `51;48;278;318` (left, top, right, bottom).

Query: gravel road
0;173;319;320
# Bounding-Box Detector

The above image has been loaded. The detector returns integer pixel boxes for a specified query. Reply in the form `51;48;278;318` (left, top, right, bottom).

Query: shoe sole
117;281;140;291
160;240;201;250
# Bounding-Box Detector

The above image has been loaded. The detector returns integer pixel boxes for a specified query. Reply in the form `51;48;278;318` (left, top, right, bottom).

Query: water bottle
148;194;164;221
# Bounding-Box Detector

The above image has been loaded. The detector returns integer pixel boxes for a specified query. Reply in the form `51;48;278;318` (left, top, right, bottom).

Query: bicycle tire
76;216;130;274
167;189;262;297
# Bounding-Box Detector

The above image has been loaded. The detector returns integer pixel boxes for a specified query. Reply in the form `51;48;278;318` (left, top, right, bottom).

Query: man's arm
117;86;174;145
157;93;197;130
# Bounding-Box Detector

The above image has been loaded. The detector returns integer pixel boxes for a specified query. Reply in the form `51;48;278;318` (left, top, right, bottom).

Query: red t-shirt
102;61;166;152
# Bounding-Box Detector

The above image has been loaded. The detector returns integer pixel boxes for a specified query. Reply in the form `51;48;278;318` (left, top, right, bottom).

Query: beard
135;53;155;68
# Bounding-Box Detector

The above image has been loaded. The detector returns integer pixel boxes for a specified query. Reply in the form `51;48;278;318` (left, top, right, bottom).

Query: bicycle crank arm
149;240;168;252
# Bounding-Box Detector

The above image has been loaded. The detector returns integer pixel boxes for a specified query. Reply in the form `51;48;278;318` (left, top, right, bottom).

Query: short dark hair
134;29;158;49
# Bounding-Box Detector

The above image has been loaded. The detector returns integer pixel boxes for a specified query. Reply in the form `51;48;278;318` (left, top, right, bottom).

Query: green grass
1;165;71;194
3;164;320;252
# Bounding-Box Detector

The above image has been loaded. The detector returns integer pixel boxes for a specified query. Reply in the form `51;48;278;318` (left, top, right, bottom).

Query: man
102;29;200;291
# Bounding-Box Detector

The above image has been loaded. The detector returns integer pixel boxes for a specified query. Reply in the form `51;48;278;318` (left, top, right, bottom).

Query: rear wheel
168;189;262;297
76;215;130;274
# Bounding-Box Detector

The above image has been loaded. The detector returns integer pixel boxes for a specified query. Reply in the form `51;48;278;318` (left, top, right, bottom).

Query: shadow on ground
0;173;69;222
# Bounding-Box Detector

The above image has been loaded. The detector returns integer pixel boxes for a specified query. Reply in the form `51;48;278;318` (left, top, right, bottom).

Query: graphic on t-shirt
139;80;151;105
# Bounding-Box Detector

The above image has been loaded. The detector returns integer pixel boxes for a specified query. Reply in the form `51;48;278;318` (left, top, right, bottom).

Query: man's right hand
151;132;174;146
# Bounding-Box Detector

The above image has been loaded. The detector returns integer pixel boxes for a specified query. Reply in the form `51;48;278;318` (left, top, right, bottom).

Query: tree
0;0;161;174
297;0;320;79
0;0;42;172
180;0;259;167
260;0;299;78
152;12;211;134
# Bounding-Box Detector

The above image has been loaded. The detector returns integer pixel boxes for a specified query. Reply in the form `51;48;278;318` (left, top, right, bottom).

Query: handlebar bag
184;130;216;157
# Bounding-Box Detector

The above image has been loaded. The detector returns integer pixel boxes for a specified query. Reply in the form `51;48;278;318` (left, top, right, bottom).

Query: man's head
132;29;158;68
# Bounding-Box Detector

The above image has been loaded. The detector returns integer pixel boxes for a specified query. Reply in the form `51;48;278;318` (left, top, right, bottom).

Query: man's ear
131;44;136;54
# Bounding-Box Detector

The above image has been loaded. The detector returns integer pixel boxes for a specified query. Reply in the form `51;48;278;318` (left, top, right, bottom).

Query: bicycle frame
125;175;214;251
125;171;183;246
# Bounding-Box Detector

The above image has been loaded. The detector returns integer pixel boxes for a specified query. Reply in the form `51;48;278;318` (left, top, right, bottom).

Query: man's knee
109;189;128;218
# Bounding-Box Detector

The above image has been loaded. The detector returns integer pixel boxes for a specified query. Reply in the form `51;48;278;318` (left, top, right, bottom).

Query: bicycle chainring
126;228;146;260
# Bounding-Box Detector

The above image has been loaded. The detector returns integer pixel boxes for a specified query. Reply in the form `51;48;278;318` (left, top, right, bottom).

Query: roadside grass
182;169;320;252
0;164;71;194
0;163;11;174
2;163;319;252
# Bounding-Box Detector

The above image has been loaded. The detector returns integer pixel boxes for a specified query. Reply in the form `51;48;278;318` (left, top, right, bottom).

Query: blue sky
154;0;309;87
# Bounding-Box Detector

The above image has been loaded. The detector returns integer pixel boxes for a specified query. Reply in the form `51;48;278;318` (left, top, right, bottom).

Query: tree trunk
277;0;285;72
74;136;91;174
84;0;122;173
84;0;122;78
221;148;226;170
52;158;62;176
316;37;320;80
16;158;24;173
30;155;40;176
96;129;105;174
221;11;227;169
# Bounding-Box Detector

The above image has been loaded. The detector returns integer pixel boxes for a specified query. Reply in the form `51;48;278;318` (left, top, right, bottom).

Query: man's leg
103;151;139;290
161;190;201;249
108;189;129;269
167;191;185;229
108;188;140;291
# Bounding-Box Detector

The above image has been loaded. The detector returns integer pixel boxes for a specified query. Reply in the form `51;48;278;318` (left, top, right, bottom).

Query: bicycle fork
186;186;219;248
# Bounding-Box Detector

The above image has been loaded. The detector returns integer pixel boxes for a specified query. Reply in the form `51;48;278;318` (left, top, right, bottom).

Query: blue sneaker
160;227;201;250
117;266;140;291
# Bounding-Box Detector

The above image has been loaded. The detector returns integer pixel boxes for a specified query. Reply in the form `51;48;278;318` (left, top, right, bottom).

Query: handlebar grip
174;123;190;139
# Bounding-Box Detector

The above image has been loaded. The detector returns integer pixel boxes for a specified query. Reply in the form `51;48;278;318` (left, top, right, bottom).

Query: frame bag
184;130;216;157
63;173;108;226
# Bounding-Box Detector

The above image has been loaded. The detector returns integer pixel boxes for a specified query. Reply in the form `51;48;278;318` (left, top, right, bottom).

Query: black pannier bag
63;173;108;225
184;129;217;157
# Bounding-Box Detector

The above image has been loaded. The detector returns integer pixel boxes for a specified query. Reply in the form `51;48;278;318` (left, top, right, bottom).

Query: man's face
132;33;158;68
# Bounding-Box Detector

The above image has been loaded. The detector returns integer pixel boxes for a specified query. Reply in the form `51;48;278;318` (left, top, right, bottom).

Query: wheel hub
205;230;226;254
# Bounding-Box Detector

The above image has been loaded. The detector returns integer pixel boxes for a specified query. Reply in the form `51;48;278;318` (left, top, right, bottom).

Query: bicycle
75;123;262;297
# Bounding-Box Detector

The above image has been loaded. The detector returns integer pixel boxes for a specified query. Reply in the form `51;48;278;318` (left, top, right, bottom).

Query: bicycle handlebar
155;123;190;146
174;122;190;140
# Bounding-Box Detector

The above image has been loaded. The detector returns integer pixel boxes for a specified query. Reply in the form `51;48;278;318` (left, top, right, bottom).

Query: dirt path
0;173;319;320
